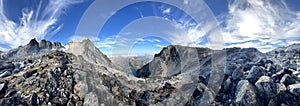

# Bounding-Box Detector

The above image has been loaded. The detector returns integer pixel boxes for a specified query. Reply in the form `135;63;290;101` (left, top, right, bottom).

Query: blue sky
0;0;300;56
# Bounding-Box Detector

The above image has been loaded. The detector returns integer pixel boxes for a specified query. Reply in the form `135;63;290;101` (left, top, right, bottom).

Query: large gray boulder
83;92;99;106
224;63;237;76
246;66;266;83
232;65;244;80
280;74;296;85
29;92;39;105
0;71;11;78
73;81;88;100
235;80;261;106
255;76;280;99
288;84;300;96
0;62;15;71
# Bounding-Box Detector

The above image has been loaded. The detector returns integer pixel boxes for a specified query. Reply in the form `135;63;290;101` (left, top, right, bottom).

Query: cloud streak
155;44;166;48
0;0;82;51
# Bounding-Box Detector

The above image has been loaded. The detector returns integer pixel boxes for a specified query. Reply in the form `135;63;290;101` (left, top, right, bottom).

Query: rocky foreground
0;39;299;106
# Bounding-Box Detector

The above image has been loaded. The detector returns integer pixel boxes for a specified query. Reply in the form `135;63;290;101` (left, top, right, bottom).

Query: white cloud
93;37;115;48
136;38;162;43
147;39;154;42
135;7;144;18
154;39;161;42
155;44;166;48
0;0;82;51
0;46;7;51
223;0;300;52
162;8;171;14
95;43;113;48
70;35;100;42
184;0;189;5
93;35;130;49
287;40;300;45
137;38;145;42
164;22;206;47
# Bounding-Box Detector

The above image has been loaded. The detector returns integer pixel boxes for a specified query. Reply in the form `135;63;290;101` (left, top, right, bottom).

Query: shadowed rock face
17;38;40;57
39;39;53;50
0;39;300;105
136;45;212;78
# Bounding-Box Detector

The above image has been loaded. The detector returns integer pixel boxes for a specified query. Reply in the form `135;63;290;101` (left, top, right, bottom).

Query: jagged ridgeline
0;38;299;105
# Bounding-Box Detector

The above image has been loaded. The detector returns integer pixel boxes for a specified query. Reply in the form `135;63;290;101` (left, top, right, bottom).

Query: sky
0;0;300;56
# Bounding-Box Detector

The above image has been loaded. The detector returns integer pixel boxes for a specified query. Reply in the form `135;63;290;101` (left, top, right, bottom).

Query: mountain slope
0;39;299;105
64;39;113;67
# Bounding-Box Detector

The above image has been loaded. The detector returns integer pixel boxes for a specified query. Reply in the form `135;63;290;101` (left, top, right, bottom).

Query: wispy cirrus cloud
155;44;166;48
153;39;161;42
135;38;162;43
222;0;300;52
94;36;129;49
0;0;82;51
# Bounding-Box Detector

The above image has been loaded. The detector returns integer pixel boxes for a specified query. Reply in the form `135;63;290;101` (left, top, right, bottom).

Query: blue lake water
131;71;137;77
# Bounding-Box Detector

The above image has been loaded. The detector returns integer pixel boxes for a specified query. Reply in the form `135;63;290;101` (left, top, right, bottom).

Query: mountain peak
81;39;93;43
3;39;63;58
28;38;39;46
64;39;113;66
138;45;212;78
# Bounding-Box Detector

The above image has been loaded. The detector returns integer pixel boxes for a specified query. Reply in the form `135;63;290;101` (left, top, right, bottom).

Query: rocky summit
0;38;299;106
2;39;63;59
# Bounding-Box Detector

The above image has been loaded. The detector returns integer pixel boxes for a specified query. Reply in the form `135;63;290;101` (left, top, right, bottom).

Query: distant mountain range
1;38;63;59
0;38;299;105
110;55;153;73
